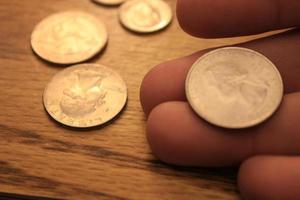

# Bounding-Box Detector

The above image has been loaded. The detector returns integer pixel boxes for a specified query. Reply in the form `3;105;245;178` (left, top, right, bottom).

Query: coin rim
31;11;108;65
185;47;284;129
43;63;128;128
119;0;173;33
92;0;126;6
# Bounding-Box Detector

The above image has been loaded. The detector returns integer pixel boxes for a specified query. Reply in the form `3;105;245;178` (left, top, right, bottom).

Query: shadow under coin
43;99;128;133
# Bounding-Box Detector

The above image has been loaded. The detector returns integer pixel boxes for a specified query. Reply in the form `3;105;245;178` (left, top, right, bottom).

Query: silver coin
119;0;172;33
43;63;127;128
185;47;284;129
31;11;108;64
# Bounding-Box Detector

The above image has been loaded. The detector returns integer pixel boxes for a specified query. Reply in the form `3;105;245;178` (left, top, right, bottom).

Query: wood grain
0;0;269;199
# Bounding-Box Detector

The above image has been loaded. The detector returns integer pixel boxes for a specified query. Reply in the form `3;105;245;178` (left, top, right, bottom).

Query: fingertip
140;63;172;116
238;156;270;200
140;60;190;116
176;0;215;38
146;102;189;165
140;66;158;116
238;156;300;200
176;0;277;38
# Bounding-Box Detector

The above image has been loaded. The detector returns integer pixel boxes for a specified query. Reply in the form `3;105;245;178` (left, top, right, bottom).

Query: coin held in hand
43;64;127;128
31;11;108;64
119;0;172;33
185;47;284;129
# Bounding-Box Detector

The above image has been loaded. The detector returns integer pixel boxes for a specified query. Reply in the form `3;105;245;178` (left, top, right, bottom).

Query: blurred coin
186;47;284;129
43;63;127;128
31;11;108;64
119;0;172;33
93;0;126;6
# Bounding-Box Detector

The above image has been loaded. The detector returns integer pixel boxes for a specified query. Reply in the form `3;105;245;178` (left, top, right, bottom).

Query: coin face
93;0;126;6
186;47;284;129
119;0;172;33
31;11;108;64
43;64;127;128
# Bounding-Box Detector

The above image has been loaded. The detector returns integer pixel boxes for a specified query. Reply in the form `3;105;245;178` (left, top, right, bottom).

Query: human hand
140;0;300;199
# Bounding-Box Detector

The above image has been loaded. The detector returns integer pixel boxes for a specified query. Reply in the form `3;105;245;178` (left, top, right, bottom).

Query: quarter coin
119;0;172;33
31;11;108;64
43;63;127;128
185;47;284;129
93;0;126;6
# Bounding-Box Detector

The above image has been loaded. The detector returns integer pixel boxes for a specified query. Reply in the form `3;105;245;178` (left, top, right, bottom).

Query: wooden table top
0;0;269;199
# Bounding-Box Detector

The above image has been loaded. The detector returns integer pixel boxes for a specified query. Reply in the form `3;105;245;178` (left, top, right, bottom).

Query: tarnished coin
186;47;284;129
93;0;126;6
119;0;172;33
31;11;108;64
43;64;127;128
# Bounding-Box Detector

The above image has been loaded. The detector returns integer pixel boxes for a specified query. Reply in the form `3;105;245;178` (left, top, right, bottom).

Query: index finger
177;0;300;38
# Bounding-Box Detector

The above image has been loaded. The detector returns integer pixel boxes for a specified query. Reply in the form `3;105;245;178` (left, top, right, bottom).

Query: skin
140;0;300;199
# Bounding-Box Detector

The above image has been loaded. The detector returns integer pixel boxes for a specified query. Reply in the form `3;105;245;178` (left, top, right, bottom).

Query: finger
177;0;300;38
147;101;252;166
140;29;300;115
147;92;300;166
140;51;202;115
238;155;300;200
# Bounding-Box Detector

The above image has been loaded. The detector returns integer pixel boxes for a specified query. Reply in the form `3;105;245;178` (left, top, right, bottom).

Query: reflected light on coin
31;11;108;64
185;47;284;129
43;64;127;128
119;0;172;33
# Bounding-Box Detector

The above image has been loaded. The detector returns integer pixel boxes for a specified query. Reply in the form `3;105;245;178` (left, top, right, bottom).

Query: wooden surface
0;0;268;199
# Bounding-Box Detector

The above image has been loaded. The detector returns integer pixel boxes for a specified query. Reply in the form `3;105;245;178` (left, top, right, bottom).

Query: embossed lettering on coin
119;0;172;33
43;64;127;128
31;11;108;64
185;47;284;129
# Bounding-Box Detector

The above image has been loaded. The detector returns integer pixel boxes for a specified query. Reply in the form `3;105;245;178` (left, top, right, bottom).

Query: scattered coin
119;0;172;33
185;47;284;129
31;11;108;64
43;63;127;128
93;0;126;6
